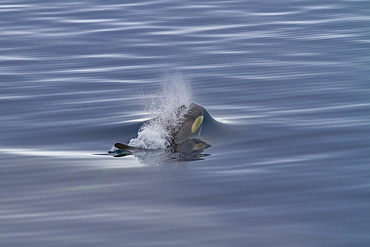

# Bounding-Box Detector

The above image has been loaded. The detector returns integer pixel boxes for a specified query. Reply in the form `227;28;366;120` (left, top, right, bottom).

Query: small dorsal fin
115;143;137;150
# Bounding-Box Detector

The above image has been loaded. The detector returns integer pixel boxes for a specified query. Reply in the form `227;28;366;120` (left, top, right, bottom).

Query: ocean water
1;0;369;246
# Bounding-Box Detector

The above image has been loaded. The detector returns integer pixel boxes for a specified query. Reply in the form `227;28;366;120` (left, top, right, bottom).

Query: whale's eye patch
191;116;204;133
193;142;205;150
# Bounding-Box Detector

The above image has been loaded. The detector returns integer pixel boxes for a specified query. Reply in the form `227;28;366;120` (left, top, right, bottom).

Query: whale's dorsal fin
115;143;140;151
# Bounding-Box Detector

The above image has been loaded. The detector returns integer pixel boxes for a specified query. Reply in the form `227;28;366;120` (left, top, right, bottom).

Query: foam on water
128;74;193;149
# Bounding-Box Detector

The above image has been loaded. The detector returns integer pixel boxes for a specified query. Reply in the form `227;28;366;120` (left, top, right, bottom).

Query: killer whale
110;103;211;158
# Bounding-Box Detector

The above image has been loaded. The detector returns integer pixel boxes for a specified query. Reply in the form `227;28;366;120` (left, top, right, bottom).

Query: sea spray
129;74;193;149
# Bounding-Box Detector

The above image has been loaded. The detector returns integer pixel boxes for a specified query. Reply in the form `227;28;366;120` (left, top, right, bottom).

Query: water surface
0;0;369;246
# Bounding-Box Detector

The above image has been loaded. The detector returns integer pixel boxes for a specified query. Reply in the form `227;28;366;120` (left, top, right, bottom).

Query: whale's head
166;103;211;154
171;103;204;144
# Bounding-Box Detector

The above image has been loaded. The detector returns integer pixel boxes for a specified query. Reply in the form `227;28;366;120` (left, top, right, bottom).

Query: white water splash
129;74;193;149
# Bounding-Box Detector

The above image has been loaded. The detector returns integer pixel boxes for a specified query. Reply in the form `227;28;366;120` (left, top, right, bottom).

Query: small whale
110;103;211;158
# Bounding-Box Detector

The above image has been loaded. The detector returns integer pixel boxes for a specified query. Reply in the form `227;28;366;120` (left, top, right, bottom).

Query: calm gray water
1;0;369;246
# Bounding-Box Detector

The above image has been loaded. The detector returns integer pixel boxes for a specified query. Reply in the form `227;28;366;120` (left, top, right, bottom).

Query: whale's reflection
109;137;211;163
